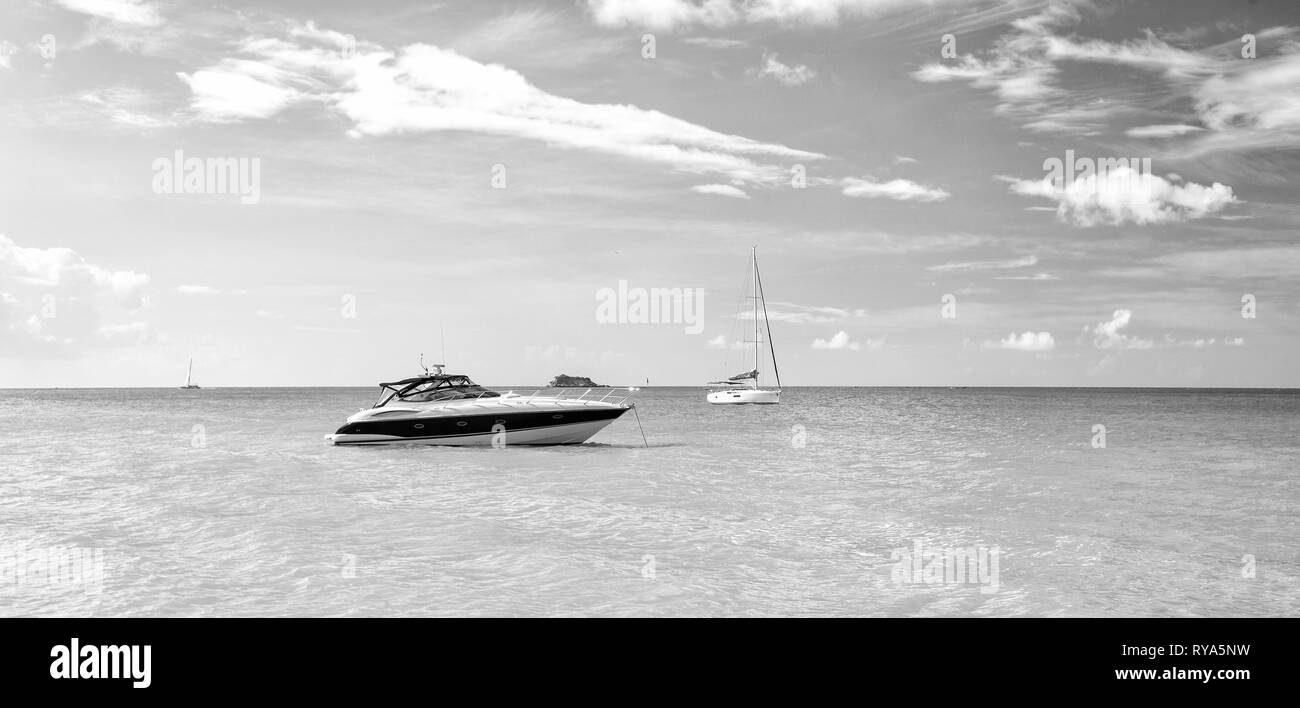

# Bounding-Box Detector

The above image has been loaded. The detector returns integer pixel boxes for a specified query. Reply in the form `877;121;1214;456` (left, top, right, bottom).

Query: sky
1;0;1298;387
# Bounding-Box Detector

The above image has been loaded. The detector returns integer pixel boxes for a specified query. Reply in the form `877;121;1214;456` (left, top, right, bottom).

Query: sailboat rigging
179;358;201;389
706;246;781;405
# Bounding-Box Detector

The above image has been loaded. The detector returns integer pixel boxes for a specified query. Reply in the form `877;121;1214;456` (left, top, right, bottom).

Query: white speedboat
328;364;636;446
707;246;782;405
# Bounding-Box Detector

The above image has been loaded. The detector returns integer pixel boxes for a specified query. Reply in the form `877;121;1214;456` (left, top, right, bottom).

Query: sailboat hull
706;389;780;405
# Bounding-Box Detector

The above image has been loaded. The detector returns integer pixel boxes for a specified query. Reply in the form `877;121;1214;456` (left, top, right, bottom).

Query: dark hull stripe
335;407;627;440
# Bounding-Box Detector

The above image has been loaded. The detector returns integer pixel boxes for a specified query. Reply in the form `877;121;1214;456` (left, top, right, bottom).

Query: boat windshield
389;376;500;404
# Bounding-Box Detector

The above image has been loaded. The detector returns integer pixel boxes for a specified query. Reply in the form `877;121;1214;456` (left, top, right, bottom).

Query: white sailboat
180;358;201;389
707;246;781;405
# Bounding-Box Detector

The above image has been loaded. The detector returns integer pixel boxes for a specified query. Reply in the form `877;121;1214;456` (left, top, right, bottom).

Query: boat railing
381;386;640;409
487;386;640;406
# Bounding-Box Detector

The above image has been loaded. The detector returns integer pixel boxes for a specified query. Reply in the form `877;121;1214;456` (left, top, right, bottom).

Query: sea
1;387;1295;617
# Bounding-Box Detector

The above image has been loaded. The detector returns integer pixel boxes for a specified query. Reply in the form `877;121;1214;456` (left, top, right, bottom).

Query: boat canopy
373;374;500;407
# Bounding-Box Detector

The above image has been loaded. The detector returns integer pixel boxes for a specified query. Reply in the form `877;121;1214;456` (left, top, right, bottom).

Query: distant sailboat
180;358;201;389
706;246;781;405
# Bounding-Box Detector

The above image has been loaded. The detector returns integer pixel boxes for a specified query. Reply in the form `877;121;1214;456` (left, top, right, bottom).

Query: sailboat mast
752;246;760;385
186;358;193;386
755;256;781;390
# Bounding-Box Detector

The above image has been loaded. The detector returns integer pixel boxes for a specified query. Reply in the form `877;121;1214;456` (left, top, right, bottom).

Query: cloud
893;156;918;164
1089;309;1152;350
0;41;17;70
811;330;863;350
522;344;622;369
988;331;1054;351
585;0;951;31
912;5;1300;154
706;334;744;349
80;87;177;128
1124;124;1205;138
0;234;151;355
1176;335;1246;349
97;321;151;344
750;52;816;86
927;255;1036;272
1000;167;1237;227
994;272;1058;281
738;301;867;324
54;0;163;27
178;58;319;122
176;285;245;295
690;184;750;199
840;177;949;201
682;37;748;49
178;24;824;187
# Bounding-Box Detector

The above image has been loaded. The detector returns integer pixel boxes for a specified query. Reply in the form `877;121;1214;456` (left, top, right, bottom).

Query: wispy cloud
177;285;246;295
927;255;1036;272
841;177;949;201
913;4;1300;154
1124;124;1204;138
691;183;750;199
178;23;824;187
739;301;868;324
55;0;163;27
682;37;748;49
994;272;1058;281
586;0;963;31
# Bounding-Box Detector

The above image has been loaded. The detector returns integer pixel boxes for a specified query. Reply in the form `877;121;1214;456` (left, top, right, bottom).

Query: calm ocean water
1;387;1296;617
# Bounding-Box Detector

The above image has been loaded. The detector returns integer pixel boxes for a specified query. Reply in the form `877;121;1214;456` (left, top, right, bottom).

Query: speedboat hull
329;402;629;446
707;389;780;404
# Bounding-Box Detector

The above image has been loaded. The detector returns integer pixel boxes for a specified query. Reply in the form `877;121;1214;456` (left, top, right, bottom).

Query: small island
549;374;602;387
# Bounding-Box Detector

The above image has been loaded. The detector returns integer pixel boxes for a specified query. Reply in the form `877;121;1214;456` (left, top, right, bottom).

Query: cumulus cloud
0;234;151;355
988;331;1054;351
811;330;869;350
750;52;816;86
690;183;750;199
841;177;949;201
1000;167;1237;227
1089;309;1152;350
